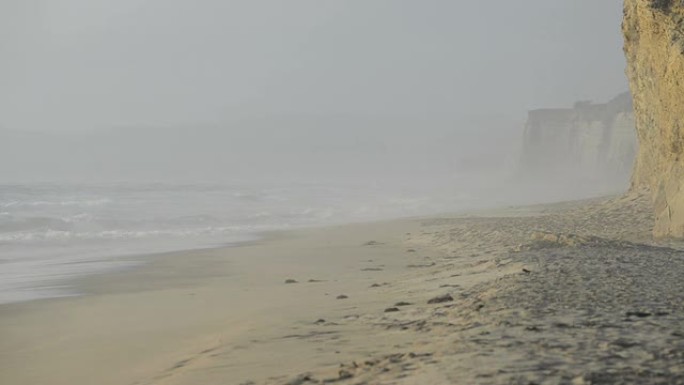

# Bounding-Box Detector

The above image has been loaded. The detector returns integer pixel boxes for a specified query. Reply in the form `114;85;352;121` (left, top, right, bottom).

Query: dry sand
2;190;684;385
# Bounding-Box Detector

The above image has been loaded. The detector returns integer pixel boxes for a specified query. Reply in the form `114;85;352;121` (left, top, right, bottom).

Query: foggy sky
1;0;627;133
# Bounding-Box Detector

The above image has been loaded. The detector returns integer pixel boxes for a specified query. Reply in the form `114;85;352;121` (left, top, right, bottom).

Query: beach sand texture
2;190;684;385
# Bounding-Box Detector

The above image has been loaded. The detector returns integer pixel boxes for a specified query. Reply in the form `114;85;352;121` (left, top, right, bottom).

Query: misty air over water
0;1;629;305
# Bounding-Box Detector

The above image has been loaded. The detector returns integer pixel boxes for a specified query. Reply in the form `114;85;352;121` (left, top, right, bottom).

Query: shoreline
0;193;607;307
0;231;267;307
1;214;433;308
4;191;684;384
1;205;466;308
0;215;432;385
0;181;631;308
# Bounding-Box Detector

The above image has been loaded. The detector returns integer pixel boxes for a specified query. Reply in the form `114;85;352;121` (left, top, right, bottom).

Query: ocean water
0;181;479;304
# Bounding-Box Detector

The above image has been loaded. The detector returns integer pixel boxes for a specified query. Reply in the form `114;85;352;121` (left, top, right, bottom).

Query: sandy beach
5;1;684;384
2;190;684;385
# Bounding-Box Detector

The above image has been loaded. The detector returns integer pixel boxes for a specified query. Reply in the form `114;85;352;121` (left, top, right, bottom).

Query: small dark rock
408;352;433;358
336;294;349;300
285;279;298;284
286;374;315;385
406;263;436;268
388;353;405;363
553;322;572;329
370;283;381;288
308;279;324;283
338;369;354;380
363;240;383;246
314;319;326;324
427;294;453;304
612;338;639;349
395;301;412;306
522;268;531;274
384;307;400;313
626;311;652;318
406;248;416;253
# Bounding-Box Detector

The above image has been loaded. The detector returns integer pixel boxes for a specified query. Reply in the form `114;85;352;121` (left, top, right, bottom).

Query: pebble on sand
363;240;383;246
427;294;454;304
338;369;354;380
285;279;298;284
336;294;349;300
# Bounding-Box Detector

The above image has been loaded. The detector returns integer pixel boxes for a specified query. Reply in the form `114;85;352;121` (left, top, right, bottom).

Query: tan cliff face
623;0;684;237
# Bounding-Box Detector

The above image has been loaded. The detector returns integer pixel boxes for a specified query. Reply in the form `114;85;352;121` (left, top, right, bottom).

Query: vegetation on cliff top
650;0;675;13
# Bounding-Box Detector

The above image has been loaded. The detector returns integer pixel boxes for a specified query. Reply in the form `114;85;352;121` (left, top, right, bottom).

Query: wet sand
2;190;684;385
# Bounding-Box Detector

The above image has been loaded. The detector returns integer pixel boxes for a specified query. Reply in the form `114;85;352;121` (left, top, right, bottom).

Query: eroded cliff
623;0;684;237
519;92;637;188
